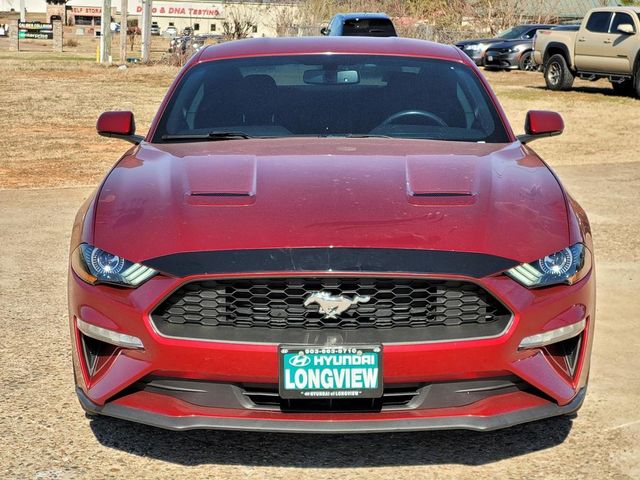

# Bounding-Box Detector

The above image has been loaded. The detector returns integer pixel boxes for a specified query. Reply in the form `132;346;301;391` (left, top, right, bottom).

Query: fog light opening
81;334;102;376
519;319;585;350
545;334;582;377
80;333;119;377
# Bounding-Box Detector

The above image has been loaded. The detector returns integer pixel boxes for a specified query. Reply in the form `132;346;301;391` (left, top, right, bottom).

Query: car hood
486;39;532;49
456;38;504;47
92;138;569;266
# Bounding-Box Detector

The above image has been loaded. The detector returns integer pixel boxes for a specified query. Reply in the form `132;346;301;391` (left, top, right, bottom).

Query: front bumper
69;265;595;432
456;47;485;66
484;50;520;69
78;386;586;433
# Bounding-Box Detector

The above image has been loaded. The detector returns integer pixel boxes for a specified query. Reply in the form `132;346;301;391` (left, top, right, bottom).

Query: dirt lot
1;52;639;479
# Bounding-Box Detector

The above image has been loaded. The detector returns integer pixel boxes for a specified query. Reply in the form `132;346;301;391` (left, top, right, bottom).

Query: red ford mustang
69;37;594;432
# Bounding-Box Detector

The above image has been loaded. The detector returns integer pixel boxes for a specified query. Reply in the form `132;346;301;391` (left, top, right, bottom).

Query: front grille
150;278;511;343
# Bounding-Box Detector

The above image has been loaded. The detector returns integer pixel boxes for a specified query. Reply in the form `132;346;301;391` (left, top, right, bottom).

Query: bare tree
469;0;557;36
270;5;300;37
297;0;339;36
295;0;560;42
222;5;257;40
127;25;140;52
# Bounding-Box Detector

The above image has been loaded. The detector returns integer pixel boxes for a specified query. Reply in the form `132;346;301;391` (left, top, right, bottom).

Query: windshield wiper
343;134;393;139
161;132;252;142
319;133;393;139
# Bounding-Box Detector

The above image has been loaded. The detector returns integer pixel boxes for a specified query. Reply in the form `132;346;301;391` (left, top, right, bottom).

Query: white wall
0;0;47;13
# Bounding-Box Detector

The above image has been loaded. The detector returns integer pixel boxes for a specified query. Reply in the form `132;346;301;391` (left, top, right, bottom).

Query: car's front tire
545;54;574;91
518;51;537;71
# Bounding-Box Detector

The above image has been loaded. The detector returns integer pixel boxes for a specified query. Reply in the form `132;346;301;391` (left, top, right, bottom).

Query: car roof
589;6;640;13
334;12;392;20
197;37;465;63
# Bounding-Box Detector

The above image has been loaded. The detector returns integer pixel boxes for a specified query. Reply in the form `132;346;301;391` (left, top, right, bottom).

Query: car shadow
527;85;629;97
89;414;574;467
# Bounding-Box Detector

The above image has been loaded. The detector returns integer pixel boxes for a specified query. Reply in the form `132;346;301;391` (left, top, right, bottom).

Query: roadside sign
18;22;53;40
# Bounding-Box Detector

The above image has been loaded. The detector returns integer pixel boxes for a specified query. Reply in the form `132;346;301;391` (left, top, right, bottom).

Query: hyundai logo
288;354;311;367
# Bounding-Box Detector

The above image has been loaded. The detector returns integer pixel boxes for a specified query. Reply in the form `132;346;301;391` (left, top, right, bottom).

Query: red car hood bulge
93;138;569;265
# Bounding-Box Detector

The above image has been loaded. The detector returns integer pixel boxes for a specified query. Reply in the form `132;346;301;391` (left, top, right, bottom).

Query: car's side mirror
617;23;635;35
96;111;144;144
320;27;329;35
517;110;564;144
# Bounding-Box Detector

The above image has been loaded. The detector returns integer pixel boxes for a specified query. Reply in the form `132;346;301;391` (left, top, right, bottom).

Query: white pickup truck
533;6;640;96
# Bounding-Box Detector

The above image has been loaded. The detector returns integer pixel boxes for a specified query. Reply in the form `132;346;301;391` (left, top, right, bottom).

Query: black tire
544;54;574;91
518;51;537;72
611;80;634;96
635;66;640;99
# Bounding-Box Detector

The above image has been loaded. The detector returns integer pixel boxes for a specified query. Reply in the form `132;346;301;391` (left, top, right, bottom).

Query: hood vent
411;192;474;198
185;155;257;206
407;191;477;206
406;156;478;206
190;192;252;197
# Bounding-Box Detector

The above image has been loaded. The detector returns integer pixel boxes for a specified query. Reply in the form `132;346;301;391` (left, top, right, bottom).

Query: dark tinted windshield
498;26;530;39
153;55;509;143
343;18;396;36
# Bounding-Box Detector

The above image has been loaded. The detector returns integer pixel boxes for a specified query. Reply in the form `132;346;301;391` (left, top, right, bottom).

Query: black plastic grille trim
144;248;518;278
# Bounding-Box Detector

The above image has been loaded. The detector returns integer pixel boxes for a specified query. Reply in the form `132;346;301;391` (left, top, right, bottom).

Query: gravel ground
1;160;639;479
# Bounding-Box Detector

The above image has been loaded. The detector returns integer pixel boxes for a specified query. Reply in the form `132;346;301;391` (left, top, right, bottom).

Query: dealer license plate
487;55;494;61
279;345;383;399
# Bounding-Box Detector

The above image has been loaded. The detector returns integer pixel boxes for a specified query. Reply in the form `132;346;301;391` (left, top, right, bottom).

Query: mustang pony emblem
304;291;371;319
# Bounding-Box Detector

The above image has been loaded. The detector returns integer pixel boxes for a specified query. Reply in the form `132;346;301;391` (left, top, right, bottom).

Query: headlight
71;243;157;287
508;45;525;53
506;244;591;288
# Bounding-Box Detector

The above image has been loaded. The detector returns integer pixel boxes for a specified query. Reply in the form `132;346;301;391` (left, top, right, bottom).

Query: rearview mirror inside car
517;110;564;144
303;69;360;85
96;111;144;144
617;24;635;35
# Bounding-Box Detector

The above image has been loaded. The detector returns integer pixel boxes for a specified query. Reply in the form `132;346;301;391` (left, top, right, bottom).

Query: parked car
109;22;120;33
76;37;594;433
456;24;556;67
164;26;178;37
321;13;397;37
150;22;160;36
534;6;640;96
484;24;576;71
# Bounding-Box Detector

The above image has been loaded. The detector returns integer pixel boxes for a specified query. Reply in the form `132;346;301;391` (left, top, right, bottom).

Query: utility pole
100;0;112;63
19;0;25;21
141;0;152;63
120;0;128;64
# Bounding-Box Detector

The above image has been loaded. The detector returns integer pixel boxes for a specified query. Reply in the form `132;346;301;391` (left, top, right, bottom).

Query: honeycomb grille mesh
151;278;508;330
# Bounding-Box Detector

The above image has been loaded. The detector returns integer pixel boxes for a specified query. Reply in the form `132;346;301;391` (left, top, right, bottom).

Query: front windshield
498;26;530;39
153;55;509;143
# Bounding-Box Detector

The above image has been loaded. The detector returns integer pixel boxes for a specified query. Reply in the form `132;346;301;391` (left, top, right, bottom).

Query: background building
0;0;301;36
